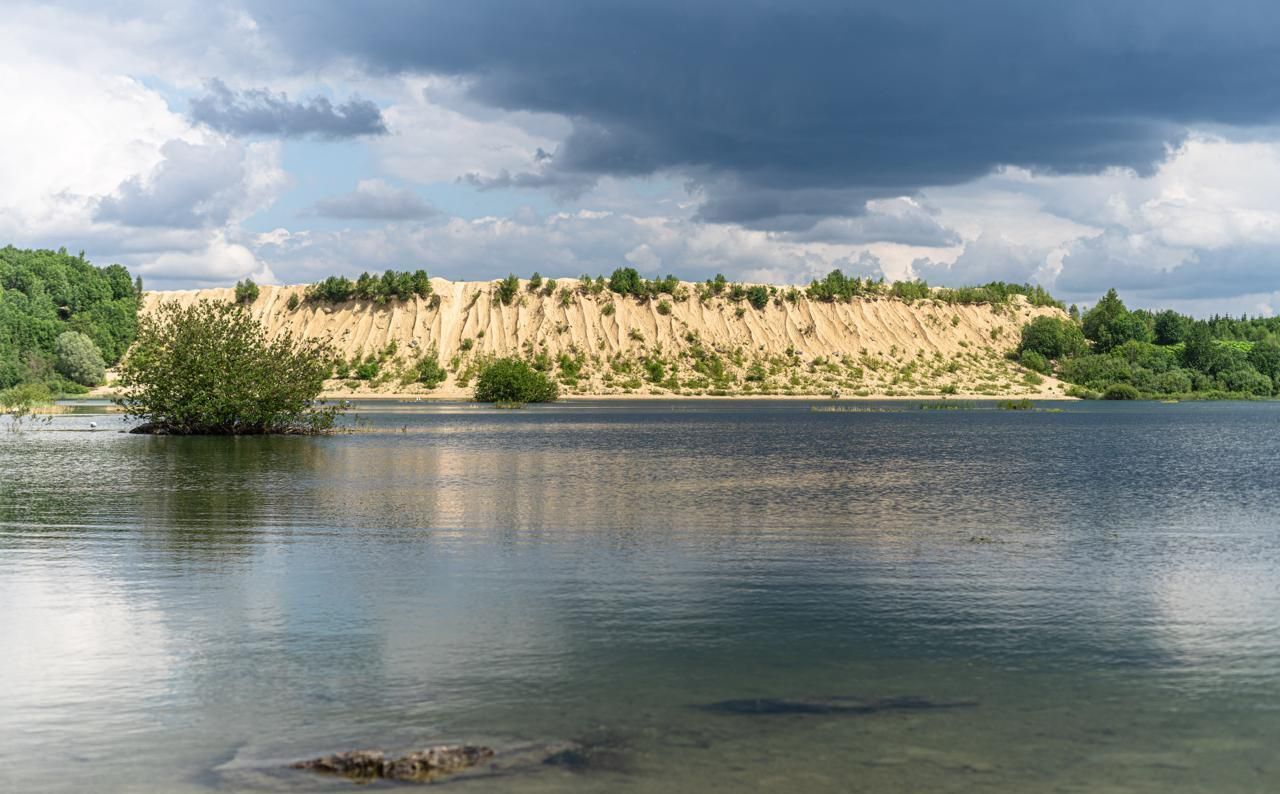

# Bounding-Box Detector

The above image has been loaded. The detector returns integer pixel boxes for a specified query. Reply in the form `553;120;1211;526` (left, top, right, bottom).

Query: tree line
1018;288;1280;399
0;246;139;394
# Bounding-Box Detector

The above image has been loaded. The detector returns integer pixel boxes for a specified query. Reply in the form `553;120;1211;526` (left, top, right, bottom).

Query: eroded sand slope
144;280;1070;398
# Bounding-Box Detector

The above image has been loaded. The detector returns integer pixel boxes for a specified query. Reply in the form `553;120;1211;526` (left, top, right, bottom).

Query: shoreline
313;391;1078;403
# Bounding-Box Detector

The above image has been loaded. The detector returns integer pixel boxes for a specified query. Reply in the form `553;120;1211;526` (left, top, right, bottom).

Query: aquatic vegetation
117;300;341;434
997;399;1035;410
919;401;975;410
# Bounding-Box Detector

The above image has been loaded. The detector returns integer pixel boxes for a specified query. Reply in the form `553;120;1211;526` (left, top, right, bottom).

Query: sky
5;1;1280;315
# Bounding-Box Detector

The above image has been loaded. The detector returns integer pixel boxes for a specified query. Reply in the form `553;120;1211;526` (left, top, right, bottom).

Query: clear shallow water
1;400;1278;792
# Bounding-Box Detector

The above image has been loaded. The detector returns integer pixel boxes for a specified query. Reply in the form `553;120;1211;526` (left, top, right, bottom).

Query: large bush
1218;366;1273;396
1082;289;1152;352
1102;383;1140;400
55;331;105;386
473;357;558;403
1057;353;1134;391
1018;316;1086;361
117;301;341;434
608;267;644;297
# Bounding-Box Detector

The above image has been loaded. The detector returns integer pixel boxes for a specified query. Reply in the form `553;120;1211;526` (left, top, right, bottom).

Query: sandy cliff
143;279;1070;399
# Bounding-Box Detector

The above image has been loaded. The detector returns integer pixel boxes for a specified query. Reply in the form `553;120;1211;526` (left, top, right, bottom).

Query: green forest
1017;289;1280;399
0;246;139;394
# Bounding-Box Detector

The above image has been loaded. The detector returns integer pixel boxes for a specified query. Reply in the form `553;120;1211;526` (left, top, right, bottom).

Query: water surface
2;400;1278;792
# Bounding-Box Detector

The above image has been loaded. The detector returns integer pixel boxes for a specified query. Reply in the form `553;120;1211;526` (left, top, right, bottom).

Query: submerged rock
696;695;977;716
291;750;387;782
541;733;631;774
387;746;496;782
291;745;494;783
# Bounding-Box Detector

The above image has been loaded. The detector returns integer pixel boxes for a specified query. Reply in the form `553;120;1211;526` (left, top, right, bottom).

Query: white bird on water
89;422;97;428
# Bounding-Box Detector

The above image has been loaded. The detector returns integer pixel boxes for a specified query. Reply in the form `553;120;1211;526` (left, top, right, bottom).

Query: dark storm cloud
190;78;387;139
248;0;1280;225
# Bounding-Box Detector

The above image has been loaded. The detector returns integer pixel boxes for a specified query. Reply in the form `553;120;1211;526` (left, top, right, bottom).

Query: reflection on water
1;401;1279;792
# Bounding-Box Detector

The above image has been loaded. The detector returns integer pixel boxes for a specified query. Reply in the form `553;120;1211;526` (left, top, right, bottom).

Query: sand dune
143;279;1071;399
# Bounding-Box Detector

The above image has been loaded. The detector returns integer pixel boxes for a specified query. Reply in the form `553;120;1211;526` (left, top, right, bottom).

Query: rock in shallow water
291;745;494;783
387;746;497;782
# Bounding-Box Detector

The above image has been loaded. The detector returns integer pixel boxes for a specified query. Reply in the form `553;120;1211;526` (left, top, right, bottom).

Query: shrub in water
117;300;340;434
473;357;559;403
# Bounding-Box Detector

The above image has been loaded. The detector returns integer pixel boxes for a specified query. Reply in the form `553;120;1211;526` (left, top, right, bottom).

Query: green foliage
601;301;616;316
1018;316;1086;360
1018;349;1050;375
495;273;520;306
1;381;54;430
1030;287;1280;401
933;281;1063;309
1082;289;1152;352
1153;310;1191;345
473;357;558;403
528;272;543;292
805;269;882;301
1058;353;1135;391
1102;383;1140;400
643;356;665;383
656;299;672;316
234;278;260;304
305;270;432;303
408;347;447;388
606;267;683;301
55;331;105;386
117;301;340;434
1219;366;1273;396
890;279;931;302
286;293;301;311
745;285;770;310
0;246;138;389
608;267;644;296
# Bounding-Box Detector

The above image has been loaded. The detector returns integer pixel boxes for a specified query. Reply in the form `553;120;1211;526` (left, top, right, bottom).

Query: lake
1;400;1278;792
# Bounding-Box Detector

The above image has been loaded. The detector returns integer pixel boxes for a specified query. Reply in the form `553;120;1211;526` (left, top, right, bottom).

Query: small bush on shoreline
473;357;558;403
